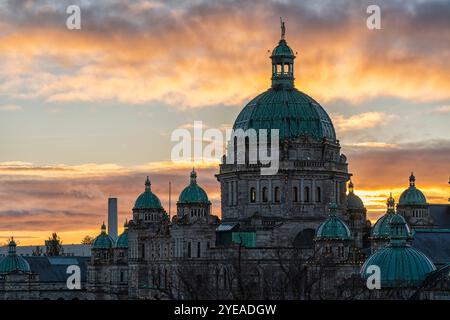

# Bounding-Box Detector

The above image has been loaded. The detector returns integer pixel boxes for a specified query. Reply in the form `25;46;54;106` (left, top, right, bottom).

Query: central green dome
398;173;427;205
233;26;336;142
0;239;31;274
233;89;336;141
134;176;163;210
178;169;210;204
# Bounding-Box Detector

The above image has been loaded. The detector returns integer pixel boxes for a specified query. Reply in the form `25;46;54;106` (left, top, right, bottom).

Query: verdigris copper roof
271;39;295;57
361;214;435;287
92;222;113;249
398;172;427;205
233;89;336;141
178;169;210;204
115;220;128;249
346;181;365;210
372;194;397;238
0;239;31;274
316;203;351;240
134;176;163;210
233;22;336;142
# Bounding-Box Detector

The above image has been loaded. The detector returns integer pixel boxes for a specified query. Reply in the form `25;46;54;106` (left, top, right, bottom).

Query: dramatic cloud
332;112;394;133
0;104;22;111
0;0;449;108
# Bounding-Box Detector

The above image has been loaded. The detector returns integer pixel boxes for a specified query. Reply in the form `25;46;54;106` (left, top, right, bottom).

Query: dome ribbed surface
233;88;336;141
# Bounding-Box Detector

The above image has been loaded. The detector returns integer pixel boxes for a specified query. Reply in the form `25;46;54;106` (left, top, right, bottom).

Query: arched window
274;187;281;203
187;242;191;258
197;242;201;258
293;187;298;202
250;187;256;203
304;187;310;203
262;187;268;202
316;187;321;203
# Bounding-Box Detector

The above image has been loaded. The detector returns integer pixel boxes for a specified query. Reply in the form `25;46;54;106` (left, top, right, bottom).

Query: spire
280;17;286;40
101;221;106;233
8;237;16;256
387;193;395;213
124;219;128;229
348;180;354;194
271;20;295;89
145;176;151;191
190;168;197;185
409;172;416;187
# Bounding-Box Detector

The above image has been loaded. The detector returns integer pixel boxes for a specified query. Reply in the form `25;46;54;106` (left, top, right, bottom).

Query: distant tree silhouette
45;232;63;256
81;235;94;245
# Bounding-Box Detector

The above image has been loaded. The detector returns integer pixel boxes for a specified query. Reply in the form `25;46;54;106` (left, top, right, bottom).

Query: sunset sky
0;0;449;245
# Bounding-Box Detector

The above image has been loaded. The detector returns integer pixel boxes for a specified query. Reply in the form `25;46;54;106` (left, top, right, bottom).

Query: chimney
108;198;118;241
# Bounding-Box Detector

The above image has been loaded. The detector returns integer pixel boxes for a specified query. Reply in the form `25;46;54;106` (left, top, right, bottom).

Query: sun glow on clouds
1;1;450;108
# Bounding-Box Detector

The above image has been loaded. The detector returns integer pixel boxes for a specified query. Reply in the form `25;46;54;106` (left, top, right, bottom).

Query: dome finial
124;219;128;229
8;237;16;255
145;176;151;191
387;193;395;213
409;172;416;187
328;202;338;216
280;17;286;40
348;180;354;194
190;168;197;185
101;221;106;233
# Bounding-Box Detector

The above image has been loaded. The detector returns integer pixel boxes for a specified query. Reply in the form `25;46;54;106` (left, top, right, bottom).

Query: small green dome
398;173;427;205
361;214;435;287
115;221;128;249
372;194;396;238
271;39;295;57
92;223;114;249
346;181;365;210
0;239;31;274
316;203;352;240
134;176;163;210
178;169;210;204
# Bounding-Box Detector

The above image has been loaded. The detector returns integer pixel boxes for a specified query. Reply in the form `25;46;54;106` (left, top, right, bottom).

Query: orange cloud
0;1;449;108
332;112;395;133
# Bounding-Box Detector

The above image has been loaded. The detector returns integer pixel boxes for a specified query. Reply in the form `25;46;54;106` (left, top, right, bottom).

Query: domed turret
0;238;31;274
232;20;336;142
134;176;163;210
316;203;352;240
115;220;129;249
346;180;365;210
361;214;435;288
372;194;396;239
178;169;210;204
92;222;114;249
398;172;427;205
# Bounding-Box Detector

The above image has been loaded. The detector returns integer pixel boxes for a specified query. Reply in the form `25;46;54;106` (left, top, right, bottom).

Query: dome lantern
271;18;296;90
348;180;354;194
0;237;31;274
409;172;415;187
